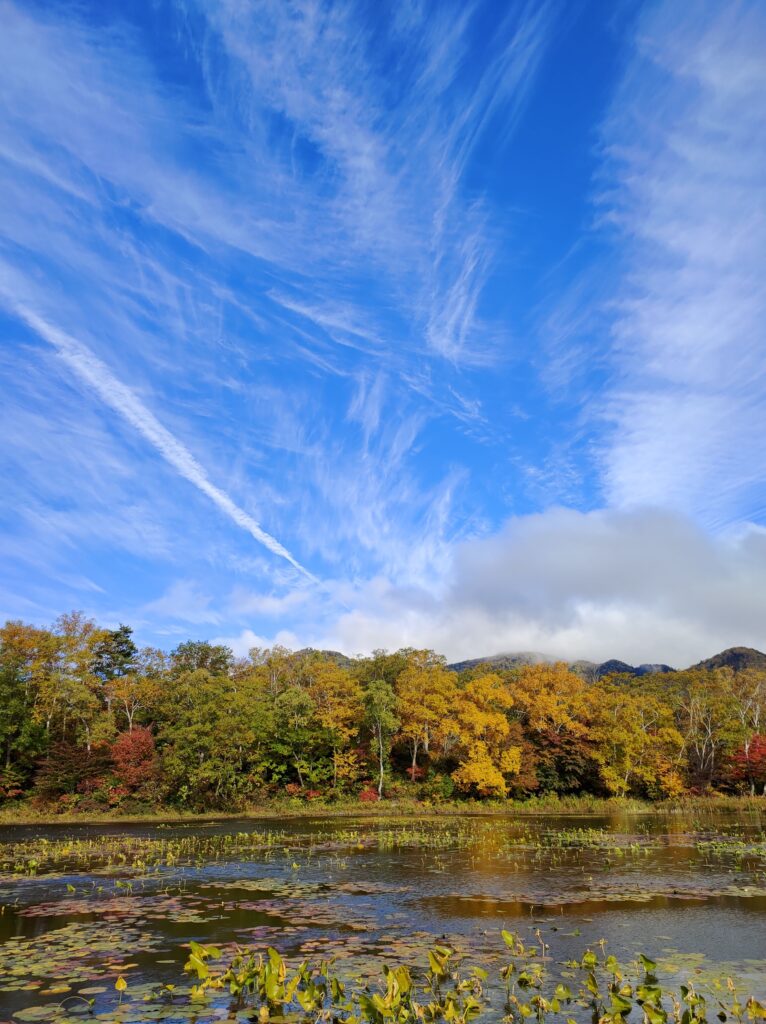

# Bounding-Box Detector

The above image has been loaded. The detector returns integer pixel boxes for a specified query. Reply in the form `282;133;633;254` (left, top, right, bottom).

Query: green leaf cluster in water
11;932;766;1024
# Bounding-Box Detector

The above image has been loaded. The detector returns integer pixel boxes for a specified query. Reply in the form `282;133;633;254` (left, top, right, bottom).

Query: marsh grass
1;793;763;827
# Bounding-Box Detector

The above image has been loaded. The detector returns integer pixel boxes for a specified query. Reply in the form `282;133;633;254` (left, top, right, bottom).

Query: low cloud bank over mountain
307;508;766;666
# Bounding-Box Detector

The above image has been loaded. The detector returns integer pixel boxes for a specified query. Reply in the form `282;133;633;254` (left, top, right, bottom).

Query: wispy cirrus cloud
183;0;556;363
0;0;555;611
598;0;766;528
7;301;317;581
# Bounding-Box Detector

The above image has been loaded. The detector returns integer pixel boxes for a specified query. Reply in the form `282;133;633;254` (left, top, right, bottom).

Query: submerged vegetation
1;614;766;815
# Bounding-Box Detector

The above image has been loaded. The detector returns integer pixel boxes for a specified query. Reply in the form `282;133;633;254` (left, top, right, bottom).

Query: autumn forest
1;613;765;815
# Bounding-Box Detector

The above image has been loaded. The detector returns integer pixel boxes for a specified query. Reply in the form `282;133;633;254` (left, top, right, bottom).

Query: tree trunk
377;724;384;798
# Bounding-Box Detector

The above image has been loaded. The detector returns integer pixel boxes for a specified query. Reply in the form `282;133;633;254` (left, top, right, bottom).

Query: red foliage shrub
111;727;158;793
305;789;322;800
406;766;425;782
77;775;106;795
0;767;24;801
107;785;131;805
284;782;302;796
358;787;379;802
729;734;766;793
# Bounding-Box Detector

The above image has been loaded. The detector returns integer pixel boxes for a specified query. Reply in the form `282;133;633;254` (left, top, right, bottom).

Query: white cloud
144;580;221;626
226;585;311;618
214;626;301;658
288;508;766;667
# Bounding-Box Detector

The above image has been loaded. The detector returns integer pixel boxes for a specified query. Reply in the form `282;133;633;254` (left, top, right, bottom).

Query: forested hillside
1;613;765;813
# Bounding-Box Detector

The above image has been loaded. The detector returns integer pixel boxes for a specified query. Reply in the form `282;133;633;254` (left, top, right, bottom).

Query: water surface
1;808;765;1019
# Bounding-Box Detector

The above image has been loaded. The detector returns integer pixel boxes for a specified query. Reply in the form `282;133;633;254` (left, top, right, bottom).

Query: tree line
1;612;765;812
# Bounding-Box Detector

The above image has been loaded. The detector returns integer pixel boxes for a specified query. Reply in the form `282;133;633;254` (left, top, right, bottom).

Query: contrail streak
13;303;319;584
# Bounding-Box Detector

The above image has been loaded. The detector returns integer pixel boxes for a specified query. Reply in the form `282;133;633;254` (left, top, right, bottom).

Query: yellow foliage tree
451;674;520;798
588;683;685;797
395;651;457;774
512;663;590;737
106;648;165;732
36;612;108;751
332;749;362;790
305;659;363;787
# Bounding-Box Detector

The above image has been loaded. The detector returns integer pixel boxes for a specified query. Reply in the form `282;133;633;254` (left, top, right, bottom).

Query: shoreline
0;793;762;827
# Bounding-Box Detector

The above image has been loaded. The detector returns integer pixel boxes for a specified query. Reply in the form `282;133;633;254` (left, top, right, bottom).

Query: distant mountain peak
691;647;766;672
446;651;677;679
446;651;561;674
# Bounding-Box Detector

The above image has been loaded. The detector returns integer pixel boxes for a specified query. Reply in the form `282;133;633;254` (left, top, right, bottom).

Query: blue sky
1;0;765;665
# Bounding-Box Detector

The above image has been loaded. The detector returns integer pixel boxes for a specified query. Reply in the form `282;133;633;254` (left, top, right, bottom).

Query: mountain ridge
299;645;766;678
446;645;765;678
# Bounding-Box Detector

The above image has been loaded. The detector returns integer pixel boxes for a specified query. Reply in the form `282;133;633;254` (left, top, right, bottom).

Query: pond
1;808;765;1022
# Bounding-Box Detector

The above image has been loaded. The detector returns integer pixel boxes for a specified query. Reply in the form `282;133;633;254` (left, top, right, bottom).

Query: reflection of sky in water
0;811;765;1016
